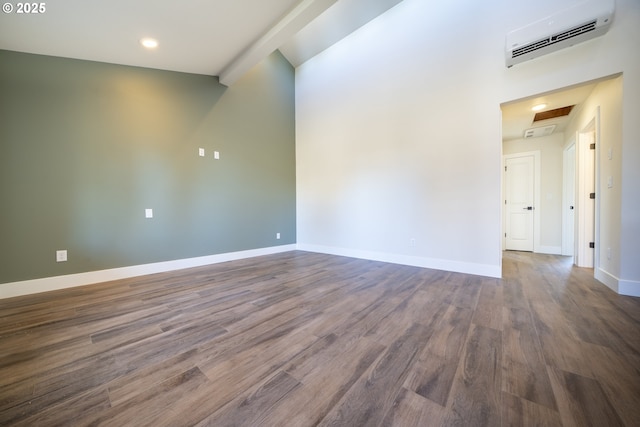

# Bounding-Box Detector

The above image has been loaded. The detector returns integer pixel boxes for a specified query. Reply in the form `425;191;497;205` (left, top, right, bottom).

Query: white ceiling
0;0;402;85
502;82;598;141
0;0;298;76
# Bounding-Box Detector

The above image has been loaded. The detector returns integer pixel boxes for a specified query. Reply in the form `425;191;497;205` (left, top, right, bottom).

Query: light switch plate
199;148;205;157
56;250;67;262
145;208;153;218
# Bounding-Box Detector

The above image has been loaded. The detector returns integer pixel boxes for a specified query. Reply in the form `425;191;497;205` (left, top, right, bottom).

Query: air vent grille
524;125;556;139
512;20;597;58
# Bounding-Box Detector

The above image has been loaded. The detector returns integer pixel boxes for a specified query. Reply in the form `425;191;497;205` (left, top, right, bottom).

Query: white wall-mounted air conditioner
505;0;615;68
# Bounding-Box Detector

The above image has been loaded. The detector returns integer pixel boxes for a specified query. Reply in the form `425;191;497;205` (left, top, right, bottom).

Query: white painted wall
296;0;640;291
503;134;564;254
564;76;625;292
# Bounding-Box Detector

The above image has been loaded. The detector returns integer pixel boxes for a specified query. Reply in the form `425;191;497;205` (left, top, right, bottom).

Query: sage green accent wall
0;50;296;284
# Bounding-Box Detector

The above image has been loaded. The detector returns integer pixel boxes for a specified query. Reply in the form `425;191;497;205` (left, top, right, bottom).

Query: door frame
575;107;601;269
502;150;541;252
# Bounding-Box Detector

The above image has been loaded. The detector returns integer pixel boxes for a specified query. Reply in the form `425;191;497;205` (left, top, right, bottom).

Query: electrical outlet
145;208;153;218
198;148;205;157
56;250;67;262
214;151;220;160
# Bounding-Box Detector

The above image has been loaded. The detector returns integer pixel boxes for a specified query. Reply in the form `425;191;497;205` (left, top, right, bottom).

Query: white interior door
576;128;595;267
505;154;535;251
562;143;576;256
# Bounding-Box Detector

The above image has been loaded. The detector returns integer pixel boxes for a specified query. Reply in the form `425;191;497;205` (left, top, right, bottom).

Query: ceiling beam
219;0;337;86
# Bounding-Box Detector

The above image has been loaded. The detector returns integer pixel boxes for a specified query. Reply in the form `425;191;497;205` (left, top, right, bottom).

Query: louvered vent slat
512;20;597;59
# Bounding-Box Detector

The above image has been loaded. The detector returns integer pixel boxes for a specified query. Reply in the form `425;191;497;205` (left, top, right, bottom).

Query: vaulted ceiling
0;0;601;140
0;0;403;85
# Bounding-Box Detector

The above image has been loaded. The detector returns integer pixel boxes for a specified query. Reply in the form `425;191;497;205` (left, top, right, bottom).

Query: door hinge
589;193;596;199
590;143;596;150
505;165;507;172
589;242;595;249
505;233;507;238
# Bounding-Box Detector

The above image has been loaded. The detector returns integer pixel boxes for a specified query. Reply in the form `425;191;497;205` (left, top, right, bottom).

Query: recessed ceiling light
532;103;547;111
140;38;159;49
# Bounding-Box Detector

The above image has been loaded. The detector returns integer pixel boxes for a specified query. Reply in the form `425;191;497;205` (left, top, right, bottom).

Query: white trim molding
0;245;296;300
619;279;640;298
17;244;635;300
595;268;640;297
297;244;502;278
538;246;563;255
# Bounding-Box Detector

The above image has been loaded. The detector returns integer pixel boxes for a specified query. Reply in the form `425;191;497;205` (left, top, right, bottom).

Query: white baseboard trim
297;244;502;278
619;279;640;298
0;245;297;300
537;245;562;255
595;268;619;293
595;268;640;297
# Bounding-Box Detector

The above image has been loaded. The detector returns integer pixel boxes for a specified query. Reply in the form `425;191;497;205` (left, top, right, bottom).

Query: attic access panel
533;105;575;122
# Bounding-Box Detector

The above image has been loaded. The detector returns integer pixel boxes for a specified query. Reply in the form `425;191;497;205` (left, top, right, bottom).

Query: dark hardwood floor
1;250;639;426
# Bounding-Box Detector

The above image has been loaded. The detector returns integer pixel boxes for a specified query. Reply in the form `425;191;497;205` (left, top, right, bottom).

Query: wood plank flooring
1;250;639;426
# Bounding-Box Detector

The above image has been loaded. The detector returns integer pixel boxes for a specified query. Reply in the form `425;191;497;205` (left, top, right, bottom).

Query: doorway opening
500;75;620;278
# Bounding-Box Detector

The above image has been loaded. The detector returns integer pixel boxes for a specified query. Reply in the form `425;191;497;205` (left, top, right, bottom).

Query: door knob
523;206;533;210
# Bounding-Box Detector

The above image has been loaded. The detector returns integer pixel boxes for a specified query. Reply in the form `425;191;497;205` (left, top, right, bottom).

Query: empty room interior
1;0;639;425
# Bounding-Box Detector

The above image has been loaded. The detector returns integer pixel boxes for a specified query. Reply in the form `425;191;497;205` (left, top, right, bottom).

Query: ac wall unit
505;0;615;68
